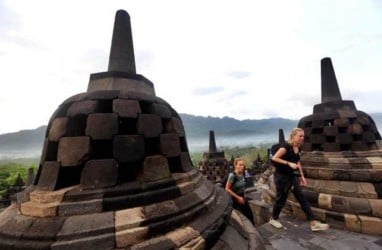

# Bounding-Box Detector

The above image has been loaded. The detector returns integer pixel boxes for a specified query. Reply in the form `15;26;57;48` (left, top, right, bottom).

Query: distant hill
1;113;381;158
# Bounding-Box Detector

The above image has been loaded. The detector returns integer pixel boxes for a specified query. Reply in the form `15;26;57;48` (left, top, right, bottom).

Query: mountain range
1;112;381;158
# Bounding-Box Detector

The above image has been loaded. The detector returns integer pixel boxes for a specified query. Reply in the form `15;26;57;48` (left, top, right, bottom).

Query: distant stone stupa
198;130;230;183
0;10;264;249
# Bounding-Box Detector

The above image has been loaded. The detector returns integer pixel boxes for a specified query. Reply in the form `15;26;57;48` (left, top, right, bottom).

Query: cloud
191;86;224;96
228;71;251;79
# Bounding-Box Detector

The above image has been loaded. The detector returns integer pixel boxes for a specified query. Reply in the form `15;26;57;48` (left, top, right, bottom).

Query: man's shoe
311;221;329;231
269;218;283;229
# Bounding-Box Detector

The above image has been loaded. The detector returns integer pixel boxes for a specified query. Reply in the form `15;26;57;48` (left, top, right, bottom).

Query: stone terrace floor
257;213;382;250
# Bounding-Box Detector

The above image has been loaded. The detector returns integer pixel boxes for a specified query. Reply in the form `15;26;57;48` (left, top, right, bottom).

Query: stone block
144;200;179;221
180;152;194;172
339;181;357;197
113;135;145;162
23;217;66;241
326;210;345;229
30;186;75;203
149;103;172;118
160;133;181;157
58;199;103;216
338;110;357;118
115;227;149;248
36;161;60;190
115;207;144;231
164;117;185;136
137;114;162;137
57;137;90;166
357;183;378;199
56;211;114;240
344;213;361;232
248;200;271;226
359;215;382;235
86;90;119;100
51;232;115;250
334;169;351;181
86;113;118;140
62;92;87;104
166;226;200;247
113;99;141;118
318;193;332;210
138;155;171;182
20;201;59;217
318;168;334;179
67;100;98;117
369;199;382;217
49;117;68;141
347;196;371;214
80;159;118;188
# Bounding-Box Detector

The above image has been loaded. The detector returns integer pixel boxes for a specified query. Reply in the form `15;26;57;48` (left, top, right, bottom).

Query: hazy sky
1;0;382;134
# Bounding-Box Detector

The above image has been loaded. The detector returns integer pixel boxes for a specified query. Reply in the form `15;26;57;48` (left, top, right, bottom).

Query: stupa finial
321;57;342;103
278;129;285;144
108;9;136;73
209;130;217;153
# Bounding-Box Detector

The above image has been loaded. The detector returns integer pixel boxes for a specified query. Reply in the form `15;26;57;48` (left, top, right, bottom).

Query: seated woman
225;158;254;224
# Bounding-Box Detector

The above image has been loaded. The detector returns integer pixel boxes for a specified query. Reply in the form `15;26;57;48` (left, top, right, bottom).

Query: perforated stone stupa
264;57;382;235
198;131;231;183
0;10;264;249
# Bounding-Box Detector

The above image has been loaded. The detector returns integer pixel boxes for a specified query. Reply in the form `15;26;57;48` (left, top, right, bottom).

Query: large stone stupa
0;10;264;249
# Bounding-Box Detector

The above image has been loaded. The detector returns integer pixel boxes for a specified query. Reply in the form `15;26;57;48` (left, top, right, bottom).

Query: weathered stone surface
58;199;103;216
359;215;382;235
138;155;171;182
52;232;115;250
164;117;185;136
85;113;118;139
369;199;382;217
318;193;332;210
113;99;141;118
115;227;149;248
80;159;118;188
56;212;114;240
160;133;181;157
149;103;172;118
113;135;145;162
137;114;162;137
37;161;60;190
180;152;194;172
67;100;98;117
20;201;59;217
115;207;144;231
23;217;66;241
57;137;90;166
344;214;361;232
49;117;68;141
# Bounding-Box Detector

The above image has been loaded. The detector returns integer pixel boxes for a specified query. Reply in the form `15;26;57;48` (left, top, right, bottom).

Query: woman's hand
237;196;245;204
299;176;307;186
288;162;298;169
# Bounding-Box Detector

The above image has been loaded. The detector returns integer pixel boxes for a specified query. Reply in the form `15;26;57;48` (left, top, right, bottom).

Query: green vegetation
0;162;38;198
190;144;271;168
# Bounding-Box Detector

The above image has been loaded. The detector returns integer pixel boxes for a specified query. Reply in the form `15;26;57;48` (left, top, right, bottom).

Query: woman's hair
233;157;244;167
288;127;304;143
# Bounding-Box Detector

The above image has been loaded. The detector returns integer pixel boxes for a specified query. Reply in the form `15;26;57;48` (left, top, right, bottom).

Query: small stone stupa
0;10;264;249
265;58;382;235
198;131;231;183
